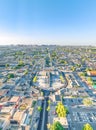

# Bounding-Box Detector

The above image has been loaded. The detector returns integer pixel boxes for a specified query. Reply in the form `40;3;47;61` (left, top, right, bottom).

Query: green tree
82;123;93;130
33;76;37;82
51;52;57;57
37;106;42;111
50;121;64;130
71;66;76;71
47;123;51;129
18;60;24;66
48;100;51;104
87;77;92;82
32;101;36;107
24;69;28;75
83;98;93;106
5;64;9;68
15;51;25;55
60;75;64;83
56;102;68;117
7;73;14;79
80;72;87;77
41;91;44;96
76;64;81;67
59;60;67;64
87;77;93;85
46;106;50;111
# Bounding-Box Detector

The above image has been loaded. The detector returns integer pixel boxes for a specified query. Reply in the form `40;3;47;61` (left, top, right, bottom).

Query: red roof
88;71;96;76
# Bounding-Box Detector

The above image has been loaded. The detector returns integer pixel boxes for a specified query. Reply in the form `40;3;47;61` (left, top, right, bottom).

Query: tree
87;77;93;85
71;66;76;71
76;64;81;68
83;98;93;106
24;70;28;75
15;51;25;55
32;101;36;107
87;77;92;82
5;64;9;68
82;123;93;130
46;106;50;111
55;102;68;117
33;76;37;82
86;68;92;72
51;51;57;58
41;91;44;96
7;73;14;79
37;106;42;111
18;60;24;66
59;60;67;64
50;121;64;130
80;72;87;77
60;75;64;83
48;100;51;104
47;123;51;129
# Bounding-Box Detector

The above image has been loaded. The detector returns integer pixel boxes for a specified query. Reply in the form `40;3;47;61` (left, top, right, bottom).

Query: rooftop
10;96;20;103
87;70;96;76
53;117;68;128
13;111;24;122
0;106;13;113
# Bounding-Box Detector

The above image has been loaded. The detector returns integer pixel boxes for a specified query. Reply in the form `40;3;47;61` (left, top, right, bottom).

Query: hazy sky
0;0;96;45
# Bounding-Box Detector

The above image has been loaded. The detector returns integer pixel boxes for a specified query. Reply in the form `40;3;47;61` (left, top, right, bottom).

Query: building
0;90;8;98
53;117;68;129
87;71;96;76
10;111;24;126
0;118;9;130
0;106;15;117
9;96;20;105
52;95;61;102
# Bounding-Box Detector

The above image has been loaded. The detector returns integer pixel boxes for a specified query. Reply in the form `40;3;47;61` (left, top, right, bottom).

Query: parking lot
72;112;96;122
67;107;96;130
69;122;96;130
63;98;83;106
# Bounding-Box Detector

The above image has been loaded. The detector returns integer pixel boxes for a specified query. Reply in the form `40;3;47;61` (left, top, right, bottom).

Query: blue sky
0;0;96;45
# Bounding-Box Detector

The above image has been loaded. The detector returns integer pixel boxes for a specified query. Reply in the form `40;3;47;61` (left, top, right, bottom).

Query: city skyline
0;0;96;45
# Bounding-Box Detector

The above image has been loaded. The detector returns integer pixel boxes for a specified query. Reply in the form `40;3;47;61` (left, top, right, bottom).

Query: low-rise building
0;118;9;130
10;111;25;126
0;106;15;118
52;95;61;102
87;70;96;76
53;117;68;129
9;96;20;105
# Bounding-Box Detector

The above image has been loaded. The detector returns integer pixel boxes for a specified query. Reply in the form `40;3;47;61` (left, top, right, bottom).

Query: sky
0;0;96;45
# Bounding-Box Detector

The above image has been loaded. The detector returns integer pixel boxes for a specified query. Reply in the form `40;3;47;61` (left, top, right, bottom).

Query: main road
37;95;49;130
31;69;68;130
73;72;95;98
